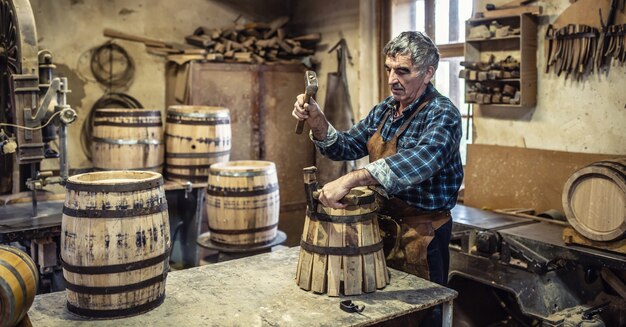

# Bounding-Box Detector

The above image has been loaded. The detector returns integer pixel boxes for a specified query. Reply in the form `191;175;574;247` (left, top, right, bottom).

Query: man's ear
422;66;435;84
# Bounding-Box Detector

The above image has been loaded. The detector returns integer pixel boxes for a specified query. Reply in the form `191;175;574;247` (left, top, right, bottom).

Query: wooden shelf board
466;35;520;42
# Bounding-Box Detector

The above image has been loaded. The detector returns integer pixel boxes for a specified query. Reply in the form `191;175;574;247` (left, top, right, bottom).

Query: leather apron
366;92;451;280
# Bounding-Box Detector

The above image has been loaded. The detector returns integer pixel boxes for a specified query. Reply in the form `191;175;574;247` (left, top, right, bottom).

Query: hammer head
304;71;318;99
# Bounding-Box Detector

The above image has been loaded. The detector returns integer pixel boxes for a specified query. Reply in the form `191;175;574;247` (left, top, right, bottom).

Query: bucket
296;187;389;296
206;160;279;245
0;245;38;327
91;109;164;172
563;158;626;241
61;170;170;318
165;105;231;182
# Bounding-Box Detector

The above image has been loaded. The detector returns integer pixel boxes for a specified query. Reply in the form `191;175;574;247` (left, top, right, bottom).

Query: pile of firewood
104;16;321;65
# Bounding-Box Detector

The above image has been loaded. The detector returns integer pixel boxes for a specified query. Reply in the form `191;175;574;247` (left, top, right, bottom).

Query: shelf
466;78;520;82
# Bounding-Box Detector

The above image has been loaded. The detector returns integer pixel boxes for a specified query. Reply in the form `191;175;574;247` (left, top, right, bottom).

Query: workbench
28;247;457;326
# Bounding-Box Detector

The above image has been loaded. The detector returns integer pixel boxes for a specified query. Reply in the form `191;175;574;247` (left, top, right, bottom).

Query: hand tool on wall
295;71;318;134
103;28;172;48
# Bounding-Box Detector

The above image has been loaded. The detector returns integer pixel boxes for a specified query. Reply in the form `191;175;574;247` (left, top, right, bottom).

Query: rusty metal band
166;151;230;158
65;177;163;193
300;240;384;256
209;223;278;235
66;294;165;318
209;169;276;177
93;121;163;127
61;249;170;275
206;184;278;197
306;210;377;224
62;202;167;218
166;117;230;125
92;164;163;171
64;272;167;295
91;136;163;145
165;172;208;182
0;260;26;317
95;110;161;118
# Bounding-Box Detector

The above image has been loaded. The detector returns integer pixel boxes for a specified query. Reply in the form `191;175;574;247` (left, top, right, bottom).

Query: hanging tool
295;71;318;134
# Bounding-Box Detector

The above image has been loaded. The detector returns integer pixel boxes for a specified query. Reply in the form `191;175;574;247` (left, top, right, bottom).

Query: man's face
385;54;432;109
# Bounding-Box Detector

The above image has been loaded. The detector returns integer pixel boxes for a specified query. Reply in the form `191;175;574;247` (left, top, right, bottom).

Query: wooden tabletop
28;247;457;326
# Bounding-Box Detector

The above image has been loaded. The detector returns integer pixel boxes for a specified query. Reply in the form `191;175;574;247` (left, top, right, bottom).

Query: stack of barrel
562;158;626;242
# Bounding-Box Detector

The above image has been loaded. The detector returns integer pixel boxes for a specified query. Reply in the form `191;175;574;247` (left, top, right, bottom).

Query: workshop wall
472;0;626;155
30;0;288;171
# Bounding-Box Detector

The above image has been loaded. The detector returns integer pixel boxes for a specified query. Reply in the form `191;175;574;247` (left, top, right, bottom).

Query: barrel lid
209;160;276;177
167;105;230;119
66;171;164;192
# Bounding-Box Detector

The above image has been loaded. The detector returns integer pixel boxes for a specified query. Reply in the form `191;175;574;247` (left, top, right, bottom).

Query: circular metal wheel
0;0;38;193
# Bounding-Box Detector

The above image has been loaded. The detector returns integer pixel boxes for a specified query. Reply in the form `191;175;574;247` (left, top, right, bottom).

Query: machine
1;0;76;291
449;205;626;326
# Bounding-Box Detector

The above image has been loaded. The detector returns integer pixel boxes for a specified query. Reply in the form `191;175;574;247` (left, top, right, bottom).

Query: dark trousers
421;218;453;327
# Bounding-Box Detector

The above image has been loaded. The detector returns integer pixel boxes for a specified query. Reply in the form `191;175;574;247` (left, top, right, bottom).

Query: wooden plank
326;221;343;296
297;217;317;290
372;215;388;288
562;227;626;255
343;220;362;296
295;215;310;285
360;218;377;293
464;144;620;213
476;6;542;19
310;220;329;293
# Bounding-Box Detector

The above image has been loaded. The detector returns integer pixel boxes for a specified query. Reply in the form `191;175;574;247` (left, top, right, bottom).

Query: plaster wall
30;0;288;170
472;0;626;155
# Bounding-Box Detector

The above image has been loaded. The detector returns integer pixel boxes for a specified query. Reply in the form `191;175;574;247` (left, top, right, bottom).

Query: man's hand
292;94;329;140
318;169;379;209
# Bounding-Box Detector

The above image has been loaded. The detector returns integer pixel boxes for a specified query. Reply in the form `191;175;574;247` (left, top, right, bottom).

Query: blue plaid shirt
312;83;464;211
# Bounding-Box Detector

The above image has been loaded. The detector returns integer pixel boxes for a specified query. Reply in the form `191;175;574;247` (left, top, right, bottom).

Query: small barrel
295;187;389;296
0;245;39;327
206;161;279;245
563;158;626;241
61;171;170;318
165;105;231;182
91;108;164;172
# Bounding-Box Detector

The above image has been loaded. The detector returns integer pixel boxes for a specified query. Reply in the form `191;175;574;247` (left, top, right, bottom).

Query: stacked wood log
104;16;321;65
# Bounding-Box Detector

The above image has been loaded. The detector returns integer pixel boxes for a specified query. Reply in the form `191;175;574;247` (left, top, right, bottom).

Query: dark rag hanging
316;38;355;185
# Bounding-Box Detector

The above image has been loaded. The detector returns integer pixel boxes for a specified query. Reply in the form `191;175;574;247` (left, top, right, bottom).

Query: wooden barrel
0;245;38;327
91;108;164;172
563;158;626;241
296;187;389;296
165;105;231;182
206;161;279;245
61;170;170;318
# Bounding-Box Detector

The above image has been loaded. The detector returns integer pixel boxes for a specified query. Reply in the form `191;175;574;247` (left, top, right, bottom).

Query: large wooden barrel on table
296;187;389;296
0;245;38;327
91;108;164;172
206;161;279;245
61;171;170;318
562;158;626;241
165;105;231;182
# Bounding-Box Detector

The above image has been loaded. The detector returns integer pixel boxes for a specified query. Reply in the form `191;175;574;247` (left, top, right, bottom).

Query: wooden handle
295;93;312;134
103;28;169;48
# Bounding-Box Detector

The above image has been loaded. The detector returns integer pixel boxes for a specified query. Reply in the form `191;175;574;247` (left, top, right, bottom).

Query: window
390;0;473;164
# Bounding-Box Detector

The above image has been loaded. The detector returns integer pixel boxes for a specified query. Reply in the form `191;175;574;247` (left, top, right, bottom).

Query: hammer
295;71;319;134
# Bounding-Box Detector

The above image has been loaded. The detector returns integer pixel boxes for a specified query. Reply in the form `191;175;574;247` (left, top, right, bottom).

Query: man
292;31;463;326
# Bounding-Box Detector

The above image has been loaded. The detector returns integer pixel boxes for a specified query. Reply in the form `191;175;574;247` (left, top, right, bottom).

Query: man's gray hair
383;31;439;73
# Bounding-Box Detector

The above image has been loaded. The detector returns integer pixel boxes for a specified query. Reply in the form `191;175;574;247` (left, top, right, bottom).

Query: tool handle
295;92;312;134
103;28;169;48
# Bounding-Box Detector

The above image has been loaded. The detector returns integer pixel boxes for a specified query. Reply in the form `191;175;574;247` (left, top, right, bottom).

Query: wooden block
360;219;377;293
343;222;362;296
477;71;488;81
234;52;253;63
310;221;329;294
326;222;343;297
264;16;290;39
468;70;478;80
292;33;322;42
